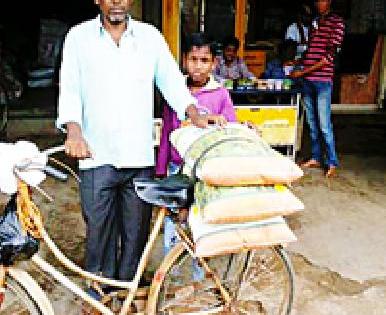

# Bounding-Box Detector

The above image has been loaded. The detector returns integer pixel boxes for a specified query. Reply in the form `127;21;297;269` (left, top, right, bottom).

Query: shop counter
230;88;303;160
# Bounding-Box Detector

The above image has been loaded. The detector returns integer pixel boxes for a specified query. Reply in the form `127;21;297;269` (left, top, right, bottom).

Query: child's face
186;45;215;86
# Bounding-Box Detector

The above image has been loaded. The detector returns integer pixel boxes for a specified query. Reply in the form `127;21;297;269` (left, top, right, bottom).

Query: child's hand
206;114;227;127
181;119;192;127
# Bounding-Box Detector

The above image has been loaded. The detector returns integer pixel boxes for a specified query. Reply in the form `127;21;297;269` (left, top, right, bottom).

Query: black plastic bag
0;195;39;265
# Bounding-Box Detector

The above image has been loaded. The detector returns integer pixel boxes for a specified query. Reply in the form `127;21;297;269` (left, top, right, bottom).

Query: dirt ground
1;113;386;314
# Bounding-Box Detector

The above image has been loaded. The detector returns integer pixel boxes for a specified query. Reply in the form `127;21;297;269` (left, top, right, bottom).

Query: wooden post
162;0;180;60
235;0;247;58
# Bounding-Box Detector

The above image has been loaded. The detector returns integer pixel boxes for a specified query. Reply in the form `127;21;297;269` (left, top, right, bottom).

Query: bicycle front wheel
1;268;54;315
148;244;294;315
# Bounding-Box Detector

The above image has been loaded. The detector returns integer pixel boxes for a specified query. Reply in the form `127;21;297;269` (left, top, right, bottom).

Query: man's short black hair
223;36;240;50
184;33;216;56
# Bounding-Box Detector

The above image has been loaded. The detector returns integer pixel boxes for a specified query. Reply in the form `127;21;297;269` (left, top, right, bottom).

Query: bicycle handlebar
14;144;69;182
14;145;65;170
44;165;68;181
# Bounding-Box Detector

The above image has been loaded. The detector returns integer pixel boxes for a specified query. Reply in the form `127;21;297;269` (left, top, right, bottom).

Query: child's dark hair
223;36;240;50
184;33;216;57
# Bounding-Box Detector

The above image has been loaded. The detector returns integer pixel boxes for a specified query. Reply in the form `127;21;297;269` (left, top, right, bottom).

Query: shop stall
229;82;302;160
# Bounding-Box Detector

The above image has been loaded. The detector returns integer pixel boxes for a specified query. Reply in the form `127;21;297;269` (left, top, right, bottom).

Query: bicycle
0;144;295;314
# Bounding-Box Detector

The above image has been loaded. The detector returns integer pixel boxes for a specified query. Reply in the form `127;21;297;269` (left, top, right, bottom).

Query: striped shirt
302;13;345;82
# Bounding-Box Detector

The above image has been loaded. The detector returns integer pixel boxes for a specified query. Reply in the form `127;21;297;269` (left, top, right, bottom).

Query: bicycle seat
134;174;194;209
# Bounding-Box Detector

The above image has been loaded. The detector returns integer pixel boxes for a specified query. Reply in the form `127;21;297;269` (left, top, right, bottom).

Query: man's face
315;0;331;15
95;0;133;25
186;45;215;86
223;45;238;63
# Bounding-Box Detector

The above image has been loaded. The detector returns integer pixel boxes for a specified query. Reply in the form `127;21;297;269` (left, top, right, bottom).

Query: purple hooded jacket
155;76;236;176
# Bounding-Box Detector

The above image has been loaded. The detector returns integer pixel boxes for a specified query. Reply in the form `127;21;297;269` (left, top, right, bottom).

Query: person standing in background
290;0;345;178
214;36;256;83
285;4;313;60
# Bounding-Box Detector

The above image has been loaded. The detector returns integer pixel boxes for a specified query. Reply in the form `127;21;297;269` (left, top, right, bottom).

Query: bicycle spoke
157;247;294;315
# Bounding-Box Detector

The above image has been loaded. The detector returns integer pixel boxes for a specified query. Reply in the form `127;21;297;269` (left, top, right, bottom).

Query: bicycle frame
2;180;231;315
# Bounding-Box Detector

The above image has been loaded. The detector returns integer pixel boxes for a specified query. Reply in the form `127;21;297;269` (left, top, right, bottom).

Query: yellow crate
235;107;297;145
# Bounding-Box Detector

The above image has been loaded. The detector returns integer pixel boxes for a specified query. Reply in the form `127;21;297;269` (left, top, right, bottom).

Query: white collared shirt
285;23;310;58
57;16;196;169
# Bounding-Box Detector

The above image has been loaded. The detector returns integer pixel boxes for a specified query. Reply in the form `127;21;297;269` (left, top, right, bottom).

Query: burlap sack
189;210;297;257
194;182;304;224
200;156;303;186
170;124;303;186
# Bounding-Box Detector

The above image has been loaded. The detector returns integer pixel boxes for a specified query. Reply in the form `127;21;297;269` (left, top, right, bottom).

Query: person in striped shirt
290;0;344;178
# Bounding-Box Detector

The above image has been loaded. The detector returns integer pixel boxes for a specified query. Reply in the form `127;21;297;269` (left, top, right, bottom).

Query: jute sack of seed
194;181;304;224
189;209;296;257
170;124;303;186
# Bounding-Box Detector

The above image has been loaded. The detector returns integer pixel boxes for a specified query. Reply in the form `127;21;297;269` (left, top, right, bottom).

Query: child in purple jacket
156;33;236;176
156;33;236;280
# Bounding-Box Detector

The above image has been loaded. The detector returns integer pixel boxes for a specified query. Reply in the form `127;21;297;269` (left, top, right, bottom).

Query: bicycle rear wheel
149;244;294;315
1;269;53;315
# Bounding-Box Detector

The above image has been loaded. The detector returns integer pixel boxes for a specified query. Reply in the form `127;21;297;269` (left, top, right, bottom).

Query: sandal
300;159;321;169
325;166;338;178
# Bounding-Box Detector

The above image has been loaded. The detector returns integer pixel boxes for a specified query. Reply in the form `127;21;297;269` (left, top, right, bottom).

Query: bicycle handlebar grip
44;165;68;181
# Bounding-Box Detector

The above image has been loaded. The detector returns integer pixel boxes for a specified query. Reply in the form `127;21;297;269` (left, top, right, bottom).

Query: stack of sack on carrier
170;123;304;257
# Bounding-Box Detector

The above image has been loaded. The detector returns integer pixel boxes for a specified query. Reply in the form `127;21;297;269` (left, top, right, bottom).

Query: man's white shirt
57;16;196;169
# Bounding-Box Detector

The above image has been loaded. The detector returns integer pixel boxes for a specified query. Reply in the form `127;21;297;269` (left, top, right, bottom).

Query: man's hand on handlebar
65;122;92;159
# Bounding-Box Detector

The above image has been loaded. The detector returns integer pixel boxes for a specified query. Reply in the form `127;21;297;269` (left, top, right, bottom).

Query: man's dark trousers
79;165;153;281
